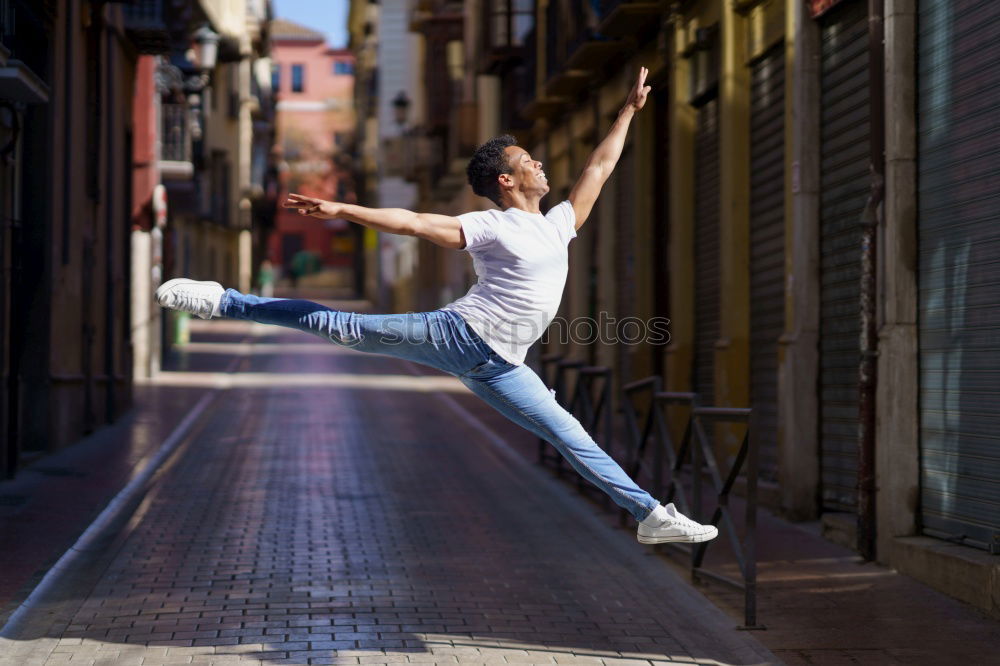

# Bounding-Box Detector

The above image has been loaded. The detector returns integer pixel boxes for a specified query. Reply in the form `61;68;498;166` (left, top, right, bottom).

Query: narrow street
0;315;774;666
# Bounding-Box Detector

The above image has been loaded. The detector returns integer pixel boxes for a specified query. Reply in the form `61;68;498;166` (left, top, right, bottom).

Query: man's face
501;146;549;199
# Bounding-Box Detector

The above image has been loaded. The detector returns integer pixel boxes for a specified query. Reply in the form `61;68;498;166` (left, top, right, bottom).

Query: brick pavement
0;317;775;666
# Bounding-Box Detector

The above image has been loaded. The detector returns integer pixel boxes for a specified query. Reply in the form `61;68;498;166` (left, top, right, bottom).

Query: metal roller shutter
653;85;671;327
818;0;869;513
918;0;1000;551
749;45;785;484
615;145;636;385
694;98;720;405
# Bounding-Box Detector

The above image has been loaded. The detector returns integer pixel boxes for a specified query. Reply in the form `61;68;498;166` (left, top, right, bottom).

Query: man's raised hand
624;66;651;113
282;193;341;219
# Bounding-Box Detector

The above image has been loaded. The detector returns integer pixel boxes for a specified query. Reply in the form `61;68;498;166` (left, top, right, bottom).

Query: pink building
269;18;358;285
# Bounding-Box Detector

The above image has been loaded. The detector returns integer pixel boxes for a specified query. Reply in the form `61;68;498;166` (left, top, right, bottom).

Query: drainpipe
858;0;884;562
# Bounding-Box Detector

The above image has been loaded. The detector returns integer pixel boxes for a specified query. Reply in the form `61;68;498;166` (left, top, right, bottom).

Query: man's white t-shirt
441;200;577;366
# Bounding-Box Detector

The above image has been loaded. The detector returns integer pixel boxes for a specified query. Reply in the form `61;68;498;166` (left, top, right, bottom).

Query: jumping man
156;67;718;545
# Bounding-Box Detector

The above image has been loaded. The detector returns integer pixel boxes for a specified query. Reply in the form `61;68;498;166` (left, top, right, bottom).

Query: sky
272;0;350;48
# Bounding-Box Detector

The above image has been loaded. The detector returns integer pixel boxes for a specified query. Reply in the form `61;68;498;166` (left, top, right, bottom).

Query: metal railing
123;0;164;28
620;379;695;523
160;103;191;163
536;354;615;501
689;405;760;628
535;363;762;629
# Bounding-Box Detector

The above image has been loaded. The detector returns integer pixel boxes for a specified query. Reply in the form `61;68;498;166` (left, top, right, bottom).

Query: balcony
123;0;171;54
596;0;663;39
541;1;657;101
543;0;590;99
160;103;194;179
479;1;534;74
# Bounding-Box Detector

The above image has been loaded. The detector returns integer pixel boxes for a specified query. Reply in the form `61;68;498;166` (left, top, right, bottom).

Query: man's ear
498;173;514;189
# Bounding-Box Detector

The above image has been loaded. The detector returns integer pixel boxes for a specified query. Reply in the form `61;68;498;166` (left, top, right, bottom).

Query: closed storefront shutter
918;0;1000;550
615;145;636;385
653;86;671;328
694;98;720;405
749;45;785;484
818;0;869;513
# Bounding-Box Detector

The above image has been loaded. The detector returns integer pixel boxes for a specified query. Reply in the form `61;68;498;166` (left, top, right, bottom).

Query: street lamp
194;24;220;71
392;90;410;129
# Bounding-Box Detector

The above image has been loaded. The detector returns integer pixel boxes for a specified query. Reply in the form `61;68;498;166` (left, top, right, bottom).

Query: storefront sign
810;0;847;18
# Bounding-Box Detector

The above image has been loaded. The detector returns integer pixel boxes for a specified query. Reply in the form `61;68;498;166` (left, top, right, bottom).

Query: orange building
269;18;359;290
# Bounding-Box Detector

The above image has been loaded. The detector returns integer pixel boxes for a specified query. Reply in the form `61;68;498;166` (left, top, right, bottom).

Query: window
291;64;304;92
489;0;534;49
271;63;280;91
333;61;354;76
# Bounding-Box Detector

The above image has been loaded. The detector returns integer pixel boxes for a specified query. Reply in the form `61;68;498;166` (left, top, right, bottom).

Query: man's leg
218;289;481;376
458;360;659;522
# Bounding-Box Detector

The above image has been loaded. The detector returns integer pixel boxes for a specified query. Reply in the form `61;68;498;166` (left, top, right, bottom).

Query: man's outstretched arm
568;67;651;230
282;194;466;249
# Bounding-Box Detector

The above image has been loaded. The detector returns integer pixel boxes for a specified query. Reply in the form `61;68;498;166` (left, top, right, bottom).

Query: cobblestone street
0;317;774;666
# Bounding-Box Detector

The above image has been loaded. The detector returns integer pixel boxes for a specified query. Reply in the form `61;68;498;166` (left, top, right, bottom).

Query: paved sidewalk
0;320;260;623
1;316;775;666
0;383;210;621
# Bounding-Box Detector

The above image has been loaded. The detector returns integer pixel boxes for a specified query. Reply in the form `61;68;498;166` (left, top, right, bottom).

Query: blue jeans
219;289;659;521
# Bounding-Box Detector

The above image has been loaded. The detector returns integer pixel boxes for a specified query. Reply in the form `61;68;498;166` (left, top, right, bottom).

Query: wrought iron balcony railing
123;0;171;55
160;103;192;166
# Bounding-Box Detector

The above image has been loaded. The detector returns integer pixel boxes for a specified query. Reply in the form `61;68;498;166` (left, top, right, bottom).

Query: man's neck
501;194;542;215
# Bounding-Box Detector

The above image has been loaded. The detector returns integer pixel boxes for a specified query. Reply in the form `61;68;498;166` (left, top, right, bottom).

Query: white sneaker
155;278;225;319
637;503;719;544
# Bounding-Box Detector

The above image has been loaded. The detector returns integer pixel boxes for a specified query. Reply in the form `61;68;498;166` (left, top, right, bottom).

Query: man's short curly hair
466;134;517;206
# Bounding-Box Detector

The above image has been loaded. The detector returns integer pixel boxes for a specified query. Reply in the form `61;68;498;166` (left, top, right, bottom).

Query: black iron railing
533;363;763;629
619;380;762;628
160;103;191;163
620;379;696;523
688;405;760;629
545;0;611;80
537;354;579;472
537;354;616;506
123;0;165;27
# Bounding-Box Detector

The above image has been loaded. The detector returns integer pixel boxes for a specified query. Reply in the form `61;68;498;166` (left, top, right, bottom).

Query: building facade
374;0;1000;617
269;18;359;294
135;0;275;366
0;0;138;477
349;0;456;311
0;0;276;479
158;0;275;302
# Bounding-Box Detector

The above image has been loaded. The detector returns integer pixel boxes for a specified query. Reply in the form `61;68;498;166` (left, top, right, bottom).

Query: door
749;44;786;484
818;0;869;513
693;97;720;405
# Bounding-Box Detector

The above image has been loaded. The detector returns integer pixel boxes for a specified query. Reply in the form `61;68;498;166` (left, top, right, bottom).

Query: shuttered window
918;0;1000;551
818;0;869;513
749;45;786;484
694;97;720;405
615;145;636;386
